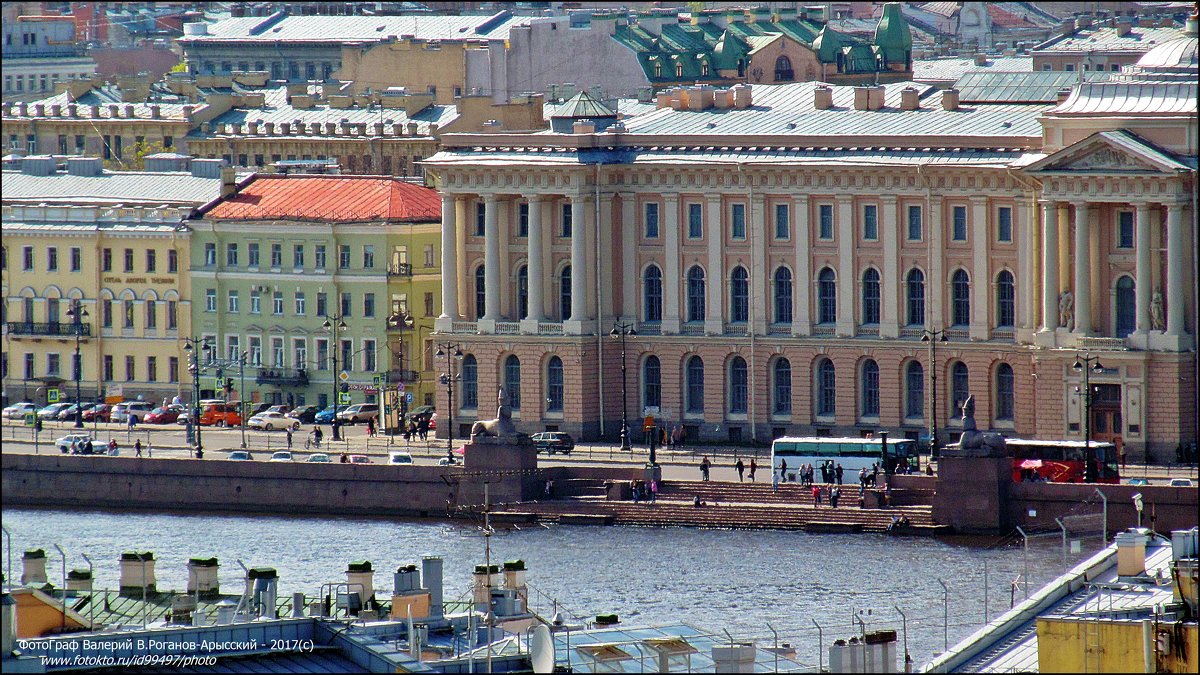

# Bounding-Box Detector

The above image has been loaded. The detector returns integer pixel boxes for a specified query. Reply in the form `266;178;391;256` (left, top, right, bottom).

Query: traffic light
340;382;349;393
225;377;235;391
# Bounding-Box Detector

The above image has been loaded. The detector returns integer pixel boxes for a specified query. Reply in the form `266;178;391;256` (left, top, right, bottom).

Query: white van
387;451;414;465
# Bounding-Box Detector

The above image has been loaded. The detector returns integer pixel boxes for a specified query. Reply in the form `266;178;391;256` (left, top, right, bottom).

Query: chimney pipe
941;89;960;111
1116;529;1148;577
346;561;376;604
118;551;157;597
853;86;871;111
21;549;48;585
249;568;278;619
186;557;220;599
900;87;920;111
66;568;94;592
814;85;833;110
422;556;443;619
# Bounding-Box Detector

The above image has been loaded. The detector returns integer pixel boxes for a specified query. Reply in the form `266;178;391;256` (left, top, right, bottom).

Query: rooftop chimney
732;83;752;109
472;564;501;612
66;568;93;592
1056;87;1072;104
249;568;278;619
853;86;871;111
346;561;375;604
150;104;161;119
21;549;48;585
124;104;134;118
423;556;444;619
900;87;920;111
1116;18;1133;36
1076;17;1093;30
67;156;103;176
119;551;157;597
67;103;77;117
220;166;237;197
1116;529;1148;577
942;88;960;111
713;644;757;673
186;557;220;599
389;563;431;620
973;53;988;66
814;85;833;110
108;104;119;118
34;103;45;117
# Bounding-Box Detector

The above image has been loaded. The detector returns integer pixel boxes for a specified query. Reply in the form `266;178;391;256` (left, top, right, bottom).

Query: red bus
1006;439;1120;484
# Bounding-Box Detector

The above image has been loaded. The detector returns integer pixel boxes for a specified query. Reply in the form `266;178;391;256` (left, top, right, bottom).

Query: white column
482;194;501;323
705;195;723;335
569;195;588;321
662;193;681;334
620;192;636;322
595;192;612;320
1072;201;1091;335
750;191;767;335
1134;203;1152;334
522;196;545;328
793;196;811;336
437;193;458;330
1165;203;1184;337
1017;200;1035;334
880;195;899;338
928;199;944;330
970;196;989;340
836;195;855;337
1039;201;1059;334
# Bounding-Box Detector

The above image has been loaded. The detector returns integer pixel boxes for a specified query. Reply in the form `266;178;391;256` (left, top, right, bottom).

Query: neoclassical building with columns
423;25;1197;461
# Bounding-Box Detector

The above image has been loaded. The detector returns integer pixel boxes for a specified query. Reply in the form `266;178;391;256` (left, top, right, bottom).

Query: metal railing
6;322;91;337
387;262;412;277
254;368;309;386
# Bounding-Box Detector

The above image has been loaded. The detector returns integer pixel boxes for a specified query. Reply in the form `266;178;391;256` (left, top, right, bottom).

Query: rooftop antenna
451;481;510;674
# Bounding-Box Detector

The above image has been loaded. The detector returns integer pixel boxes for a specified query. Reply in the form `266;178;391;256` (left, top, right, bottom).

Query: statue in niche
470;387;527;444
948;395;1008;458
1058;290;1075;332
1150;291;1165;332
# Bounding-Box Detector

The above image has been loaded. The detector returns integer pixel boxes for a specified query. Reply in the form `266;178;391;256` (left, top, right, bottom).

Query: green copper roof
550;91;616;119
874;3;912;64
712;30;748;70
811;24;847;63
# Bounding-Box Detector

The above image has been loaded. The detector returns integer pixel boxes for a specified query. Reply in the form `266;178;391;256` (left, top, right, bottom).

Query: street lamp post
435;343;463;452
921;328;948;460
1074;353;1105;482
322;314;348;441
182;337;210;458
388;311;415;441
238;351;247;449
610;321;636;453
65;306;89;429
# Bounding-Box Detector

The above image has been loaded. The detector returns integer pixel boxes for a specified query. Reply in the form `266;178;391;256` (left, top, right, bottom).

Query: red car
144;405;184;424
82;404;112;422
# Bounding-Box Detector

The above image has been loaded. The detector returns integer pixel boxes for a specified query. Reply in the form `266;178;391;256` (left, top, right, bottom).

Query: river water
2;508;1097;668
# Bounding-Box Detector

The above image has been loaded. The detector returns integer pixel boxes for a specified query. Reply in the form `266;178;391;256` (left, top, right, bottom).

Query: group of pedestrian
668;425;686;450
699;456;712;481
402;419;429;442
792;460;846;486
733;458;758;482
631;480;658;504
810;484;842;507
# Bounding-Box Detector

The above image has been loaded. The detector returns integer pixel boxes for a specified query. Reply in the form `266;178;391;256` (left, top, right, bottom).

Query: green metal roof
711;30;748;70
550;91;616;119
811;24;847;63
874;2;913;65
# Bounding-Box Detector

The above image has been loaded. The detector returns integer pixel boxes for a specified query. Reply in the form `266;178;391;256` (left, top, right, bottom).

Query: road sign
339;392;351;404
372;374;382;387
339;370;350;382
24;413;35;426
643;415;655;432
47;389;60;403
397;381;405;393
406;392;413;403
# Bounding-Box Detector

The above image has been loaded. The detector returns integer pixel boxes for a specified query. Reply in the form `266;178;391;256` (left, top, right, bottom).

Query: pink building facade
423;26;1197;461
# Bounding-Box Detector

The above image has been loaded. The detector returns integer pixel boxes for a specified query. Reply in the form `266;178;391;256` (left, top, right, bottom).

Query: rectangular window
125;355;135;382
145;249;156;273
295;292;306;316
362;245;375;269
1118;211;1134;248
293;244;304;268
167;300;177;329
47;353;61;377
47;247;58;271
774;204;790;240
249;289;261;314
907;205;923;241
145;300;156;329
997;206;1013;242
818;204;834;240
362;339;376;372
731;203;746;239
102;248;112;272
340;292;352;317
124;248;134;273
687;203;703;238
75;135;85;153
518;203;529;237
863;204;878;241
270;243;282;268
70;247;81;272
338;245;350;270
25;353;36;380
340;339;353;373
316;292;327;317
168;356;179;383
271;337;284;368
227;290;239;313
363;292;375;318
952;205;968;241
247;242;260;267
314;244;326;270
168;249;178;273
102;300;113;328
22;246;33;271
475;202;486;237
226;335;240;363
292;338;307;370
272;291;284;315
147;356;157;382
205;289;216;312
226;243;238;266
424;244;435;268
204;243;216;266
314;338;328;370
103;355;113;380
561;203;573;238
424;292;435;316
644;202;659;239
123;301;134;329
248;337;262;367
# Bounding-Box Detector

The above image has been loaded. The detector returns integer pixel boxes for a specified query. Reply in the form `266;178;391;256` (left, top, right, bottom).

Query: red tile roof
205;174;440;223
988;5;1040;30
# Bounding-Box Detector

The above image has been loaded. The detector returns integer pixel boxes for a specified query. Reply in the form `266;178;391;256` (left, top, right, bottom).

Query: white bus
770;436;919;482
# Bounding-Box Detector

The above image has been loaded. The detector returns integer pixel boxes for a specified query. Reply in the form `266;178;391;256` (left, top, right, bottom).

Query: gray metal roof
1033;24;1187;54
1051;80;1198;115
181;12;526;44
910;56;1034;83
1;170;225;206
191;99;459;138
954;71;1112;103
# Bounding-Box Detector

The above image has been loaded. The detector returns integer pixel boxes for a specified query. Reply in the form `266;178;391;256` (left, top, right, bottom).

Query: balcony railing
6;322;91;337
496;321;520;334
387;262;413;277
724;323;748;337
255;368;309;386
386;369;420;383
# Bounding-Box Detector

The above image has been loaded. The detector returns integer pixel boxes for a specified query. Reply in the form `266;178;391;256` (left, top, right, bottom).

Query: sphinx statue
948;394;1008;458
469;387;527;444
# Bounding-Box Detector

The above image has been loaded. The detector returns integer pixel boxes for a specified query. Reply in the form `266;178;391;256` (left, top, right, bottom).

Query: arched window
643;355;661;409
559;266;572;320
906;269;926;326
1115;276;1135;337
686;266;706;322
774;267;793;324
675;62;684;78
728;356;748;413
996;270;1015;328
862;268;881;325
773;358;792;414
730;267;749;323
474;266;486;319
996;363;1014;421
774;55;794;81
905;361;924;418
818;268;837;324
517;266;528;320
951;361;970;417
654;60;663;78
737;58;746;78
462;354;478;409
861;359;880;417
816;359;836;416
686;356;704;413
952;270;971;327
503;355;521;409
643;265;663;322
546;356;563;411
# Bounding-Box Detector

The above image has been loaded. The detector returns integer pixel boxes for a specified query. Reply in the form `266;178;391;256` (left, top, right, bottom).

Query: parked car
337;404;379;425
82;403;112;422
144;405;184;424
226;450;254;461
1169;478;1194;488
388;451;414;465
248;412;300;431
3;402;39;419
286;405;320;425
265;405;291;415
314;405;338;424
111;402;153;423
1127;478;1150;485
306;453;332;463
248;402;273;416
269;451;294;462
37;403;73;420
348;454;372;464
55;403;99;421
531;431;575;455
55;433;94;454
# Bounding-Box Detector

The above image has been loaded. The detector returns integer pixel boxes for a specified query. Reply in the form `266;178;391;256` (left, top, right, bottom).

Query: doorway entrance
1089;384;1122;443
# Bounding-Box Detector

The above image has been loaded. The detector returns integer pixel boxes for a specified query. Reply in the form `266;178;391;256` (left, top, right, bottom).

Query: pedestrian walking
835;463;844;485
779;458;788;483
135;439;143;457
650;479;658;503
700;456;711;481
812;485;822;506
748;458;757;482
859;466;868;488
735;458;745;482
366;416;376;437
830;485;841;508
772;465;779;493
286;427;293;449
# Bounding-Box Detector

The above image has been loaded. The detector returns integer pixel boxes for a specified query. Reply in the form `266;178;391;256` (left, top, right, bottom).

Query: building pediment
1024;130;1193;175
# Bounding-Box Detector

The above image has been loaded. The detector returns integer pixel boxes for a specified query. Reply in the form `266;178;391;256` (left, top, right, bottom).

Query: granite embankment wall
1008;481;1199;534
0;454;642;518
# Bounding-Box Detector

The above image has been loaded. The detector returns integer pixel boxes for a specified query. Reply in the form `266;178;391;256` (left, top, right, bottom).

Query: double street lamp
610;321;636;453
322;314;348;440
921;328;949;459
1074;353;1105;482
435;342;464;452
65;305;89;429
182;337;211;458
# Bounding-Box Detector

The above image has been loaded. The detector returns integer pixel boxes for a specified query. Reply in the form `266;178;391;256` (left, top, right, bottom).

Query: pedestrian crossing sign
47;389;61;403
339;392;351;405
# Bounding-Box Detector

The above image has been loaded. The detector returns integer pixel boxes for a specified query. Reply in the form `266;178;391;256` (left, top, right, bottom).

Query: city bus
770;436;918;482
1005;439;1120;484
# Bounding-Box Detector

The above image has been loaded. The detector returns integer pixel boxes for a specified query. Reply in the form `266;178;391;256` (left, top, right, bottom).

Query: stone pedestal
643;464;662;486
461;437;538;504
933;455;1012;533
